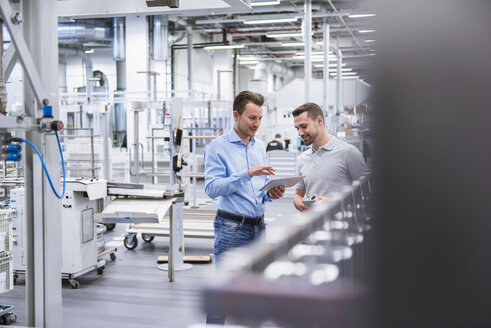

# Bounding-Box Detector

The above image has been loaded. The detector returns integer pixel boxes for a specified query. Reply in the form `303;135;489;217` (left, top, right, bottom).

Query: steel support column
303;0;312;103
21;0;62;326
322;19;330;126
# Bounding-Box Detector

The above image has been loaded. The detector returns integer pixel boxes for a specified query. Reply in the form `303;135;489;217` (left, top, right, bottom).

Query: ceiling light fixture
250;0;280;6
314;63;346;68
281;42;305;47
349;14;376;18
266;32;303;38
328;68;353;73
246;17;298;25
359;30;376;33
84;49;94;54
239;61;259;65
239;56;257;61
203;44;245;50
330;72;357;76
364;39;376;43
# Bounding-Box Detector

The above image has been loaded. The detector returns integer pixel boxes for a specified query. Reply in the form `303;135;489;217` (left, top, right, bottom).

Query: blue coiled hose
18;130;66;199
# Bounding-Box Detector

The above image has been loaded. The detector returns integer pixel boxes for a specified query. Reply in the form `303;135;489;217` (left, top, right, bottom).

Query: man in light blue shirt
205;91;285;262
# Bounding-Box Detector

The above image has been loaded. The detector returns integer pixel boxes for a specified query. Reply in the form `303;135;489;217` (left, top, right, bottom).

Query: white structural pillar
303;0;312;103
322;19;329;123
125;15;148;180
336;38;343;115
22;0;62;326
187;25;193;97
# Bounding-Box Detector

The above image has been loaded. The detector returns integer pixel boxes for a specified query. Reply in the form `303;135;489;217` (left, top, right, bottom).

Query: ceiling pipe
326;0;363;50
254;61;294;80
153;15;169;61
304;0;312;103
58;20;112;45
113;17;126;61
59;47;93;103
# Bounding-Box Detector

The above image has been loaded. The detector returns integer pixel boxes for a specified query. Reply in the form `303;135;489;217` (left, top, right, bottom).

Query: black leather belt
217;210;264;226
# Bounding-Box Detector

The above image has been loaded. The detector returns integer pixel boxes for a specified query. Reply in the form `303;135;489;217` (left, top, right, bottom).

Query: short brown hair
233;91;264;115
292;102;324;121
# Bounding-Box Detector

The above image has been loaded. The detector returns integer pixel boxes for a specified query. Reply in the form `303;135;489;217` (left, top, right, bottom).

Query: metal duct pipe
58;21;112;44
92;70;109;91
153;15;169;61
254;61;294;80
186;25;192;96
58;55;68;94
59;48;93;102
113;17;126;61
0;19;7;115
115;60;126;134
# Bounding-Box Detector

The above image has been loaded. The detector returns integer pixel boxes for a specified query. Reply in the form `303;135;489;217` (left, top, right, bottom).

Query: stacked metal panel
0;209;13;294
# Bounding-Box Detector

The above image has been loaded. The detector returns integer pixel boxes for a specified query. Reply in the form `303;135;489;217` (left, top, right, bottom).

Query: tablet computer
259;176;304;191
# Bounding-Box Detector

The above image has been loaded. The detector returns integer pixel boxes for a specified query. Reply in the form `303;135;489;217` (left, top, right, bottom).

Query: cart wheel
8;314;16;324
110;253;117;261
69;279;80;289
97;267;105;275
142;234;154;243
0;315;6;325
104;223;116;231
124;236;138;250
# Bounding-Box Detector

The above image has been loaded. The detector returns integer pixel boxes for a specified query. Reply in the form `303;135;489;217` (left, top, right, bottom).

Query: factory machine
12;179;109;289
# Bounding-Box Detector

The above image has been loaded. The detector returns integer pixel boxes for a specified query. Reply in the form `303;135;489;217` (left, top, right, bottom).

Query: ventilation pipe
58;55;68;95
92;70;109;91
0;21;7;115
59;48;93;103
254;61;294;80
152;15;169;61
58;21;112;45
113;17;126;61
113;17;126;146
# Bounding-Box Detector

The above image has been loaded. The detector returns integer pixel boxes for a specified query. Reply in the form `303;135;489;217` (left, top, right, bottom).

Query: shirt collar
227;128;255;146
312;136;336;153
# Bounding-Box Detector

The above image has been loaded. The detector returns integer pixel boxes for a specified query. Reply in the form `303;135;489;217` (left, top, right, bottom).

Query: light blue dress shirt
204;128;272;218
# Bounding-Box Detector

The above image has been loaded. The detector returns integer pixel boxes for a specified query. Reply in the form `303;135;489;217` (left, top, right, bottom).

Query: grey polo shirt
295;136;369;197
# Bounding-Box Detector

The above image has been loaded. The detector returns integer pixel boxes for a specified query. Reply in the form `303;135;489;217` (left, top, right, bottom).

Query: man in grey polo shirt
292;102;369;211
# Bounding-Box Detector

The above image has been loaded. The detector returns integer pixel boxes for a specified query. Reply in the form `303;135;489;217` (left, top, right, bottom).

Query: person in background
204;91;285;325
266;133;284;151
292;102;369;211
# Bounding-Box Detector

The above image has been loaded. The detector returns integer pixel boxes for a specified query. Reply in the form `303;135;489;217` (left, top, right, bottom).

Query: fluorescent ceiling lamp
250;0;280;6
266;32;302;38
330;72;357;76
239;61;259;65
359;30;376;33
281;42;305;47
239;56;257;61
364;39;376;43
328;68;353;72
204;44;245;50
349;14;376;18
314;63;346;68
245;17;298;25
84;49;94;54
296;55;337;60
297;51;333;56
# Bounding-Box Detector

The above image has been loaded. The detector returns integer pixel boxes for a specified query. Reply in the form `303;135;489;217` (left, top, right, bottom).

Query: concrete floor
0;182;299;328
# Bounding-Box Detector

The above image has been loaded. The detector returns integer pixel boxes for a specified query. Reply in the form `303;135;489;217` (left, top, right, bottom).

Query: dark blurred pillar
374;1;491;327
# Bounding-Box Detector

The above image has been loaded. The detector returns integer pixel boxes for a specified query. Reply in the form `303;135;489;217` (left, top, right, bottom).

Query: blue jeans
213;215;266;263
206;215;265;325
